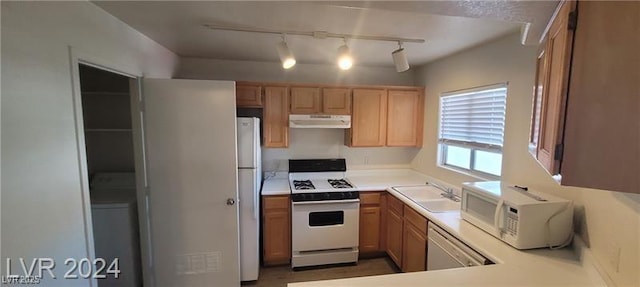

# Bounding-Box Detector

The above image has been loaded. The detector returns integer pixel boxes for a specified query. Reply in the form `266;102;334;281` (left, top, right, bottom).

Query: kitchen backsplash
262;129;420;171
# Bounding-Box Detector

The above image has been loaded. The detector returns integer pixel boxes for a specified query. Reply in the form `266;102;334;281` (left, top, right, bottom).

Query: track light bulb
337;44;353;70
277;40;296;69
392;43;410;72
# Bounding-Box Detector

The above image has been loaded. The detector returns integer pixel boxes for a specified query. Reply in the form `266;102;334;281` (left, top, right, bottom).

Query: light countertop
260;172;291;195
285;169;607;287
346;169;429;191
261;169;432;196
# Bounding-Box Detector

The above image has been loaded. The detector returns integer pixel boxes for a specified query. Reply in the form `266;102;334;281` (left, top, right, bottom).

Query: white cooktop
288;172;358;193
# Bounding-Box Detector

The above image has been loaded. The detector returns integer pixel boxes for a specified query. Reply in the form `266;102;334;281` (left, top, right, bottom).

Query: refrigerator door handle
253;180;258;220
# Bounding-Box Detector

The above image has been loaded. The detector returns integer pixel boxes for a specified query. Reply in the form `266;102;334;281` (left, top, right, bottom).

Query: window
439;84;507;177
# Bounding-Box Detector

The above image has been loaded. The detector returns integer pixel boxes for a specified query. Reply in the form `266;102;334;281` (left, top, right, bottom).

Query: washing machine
90;172;141;287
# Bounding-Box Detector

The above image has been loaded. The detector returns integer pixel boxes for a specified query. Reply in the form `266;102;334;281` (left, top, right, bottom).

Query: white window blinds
439;84;507;152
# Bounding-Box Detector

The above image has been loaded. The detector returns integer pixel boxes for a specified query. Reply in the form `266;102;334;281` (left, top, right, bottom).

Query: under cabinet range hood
289;114;351;129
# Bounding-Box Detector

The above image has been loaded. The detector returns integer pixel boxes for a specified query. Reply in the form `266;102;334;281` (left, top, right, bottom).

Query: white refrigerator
236;117;262;282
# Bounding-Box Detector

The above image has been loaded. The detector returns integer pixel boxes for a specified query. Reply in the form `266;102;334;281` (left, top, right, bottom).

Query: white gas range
288;159;360;268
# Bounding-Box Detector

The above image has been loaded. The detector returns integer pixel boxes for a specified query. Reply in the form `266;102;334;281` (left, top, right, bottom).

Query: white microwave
461;181;573;250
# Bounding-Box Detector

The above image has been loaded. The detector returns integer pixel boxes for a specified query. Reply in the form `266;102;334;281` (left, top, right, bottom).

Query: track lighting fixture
337;39;353;70
276;35;296;69
203;24;425;72
392;42;410;72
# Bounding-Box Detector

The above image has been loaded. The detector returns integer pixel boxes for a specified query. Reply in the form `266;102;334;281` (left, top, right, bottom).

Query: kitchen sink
416;199;460;213
392;185;461;213
392;186;447;201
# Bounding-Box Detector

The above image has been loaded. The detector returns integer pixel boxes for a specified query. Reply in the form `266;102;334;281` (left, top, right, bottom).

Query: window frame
440;142;502;180
437;83;507;179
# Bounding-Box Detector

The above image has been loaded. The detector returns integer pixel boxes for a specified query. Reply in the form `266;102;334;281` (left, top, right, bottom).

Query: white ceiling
94;1;557;68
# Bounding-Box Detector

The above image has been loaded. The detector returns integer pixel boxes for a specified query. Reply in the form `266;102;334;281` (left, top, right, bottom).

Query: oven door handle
292;199;360;205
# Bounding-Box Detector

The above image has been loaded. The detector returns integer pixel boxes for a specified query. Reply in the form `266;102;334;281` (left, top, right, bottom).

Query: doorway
78;64;144;287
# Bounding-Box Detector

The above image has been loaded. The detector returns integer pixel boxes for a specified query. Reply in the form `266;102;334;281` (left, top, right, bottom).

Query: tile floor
244;257;400;287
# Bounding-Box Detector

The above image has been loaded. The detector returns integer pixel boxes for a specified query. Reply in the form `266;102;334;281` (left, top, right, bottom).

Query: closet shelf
81;91;129;96
84;129;132;132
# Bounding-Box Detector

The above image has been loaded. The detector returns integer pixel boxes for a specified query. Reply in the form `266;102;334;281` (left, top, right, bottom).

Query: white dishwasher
427;222;492;270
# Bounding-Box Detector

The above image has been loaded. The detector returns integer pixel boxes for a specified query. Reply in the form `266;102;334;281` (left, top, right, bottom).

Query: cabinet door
236;85;262;107
359;206;381;254
379;194;388;251
402;220;427;272
561;1;640;193
536;1;575;174
529;47;547;156
263;211;290;265
349;89;387;147
385;208;403;267
264;86;289;148
263;195;291;266
387;90;423;147
322;88;351;115
290;87;321;114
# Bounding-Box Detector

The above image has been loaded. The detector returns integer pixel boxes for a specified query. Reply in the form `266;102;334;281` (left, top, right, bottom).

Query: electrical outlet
606;242;621;272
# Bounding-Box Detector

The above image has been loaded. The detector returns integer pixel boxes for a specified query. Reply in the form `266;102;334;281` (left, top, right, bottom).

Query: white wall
412;32;640;287
1;2;179;286
178;58;416;86
178;57;421;171
263;129;420;171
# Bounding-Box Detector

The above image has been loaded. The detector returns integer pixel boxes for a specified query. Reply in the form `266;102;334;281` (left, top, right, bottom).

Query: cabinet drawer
403;205;427;234
360;192;382;205
387;194;404;216
263;195;290;210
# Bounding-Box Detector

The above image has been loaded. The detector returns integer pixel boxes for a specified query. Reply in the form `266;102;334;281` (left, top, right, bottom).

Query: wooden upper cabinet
347;89;387;147
290;87;321;114
387;90;424;147
528;1;639;193
291;87;351;115
264;86;289;148
529;47;547;157
322;88;351;115
534;0;576;175
560;1;640;193
236;84;262;107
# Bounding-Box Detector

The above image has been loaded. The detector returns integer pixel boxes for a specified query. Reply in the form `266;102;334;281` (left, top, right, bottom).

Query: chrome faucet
426;182;460;202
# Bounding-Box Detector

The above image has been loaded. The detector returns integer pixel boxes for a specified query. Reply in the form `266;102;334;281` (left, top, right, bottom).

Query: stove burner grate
328;179;354;189
293;180;315;190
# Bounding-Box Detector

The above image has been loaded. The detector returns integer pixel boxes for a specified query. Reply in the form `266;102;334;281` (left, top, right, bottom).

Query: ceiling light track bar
203;24;425;44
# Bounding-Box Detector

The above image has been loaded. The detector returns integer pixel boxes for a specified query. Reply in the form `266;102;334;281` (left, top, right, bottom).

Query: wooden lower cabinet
384;193;429;272
262;195;291;266
359;192;383;256
402;222;427;272
360;206;381;253
401;206;428;272
385;195;404;267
